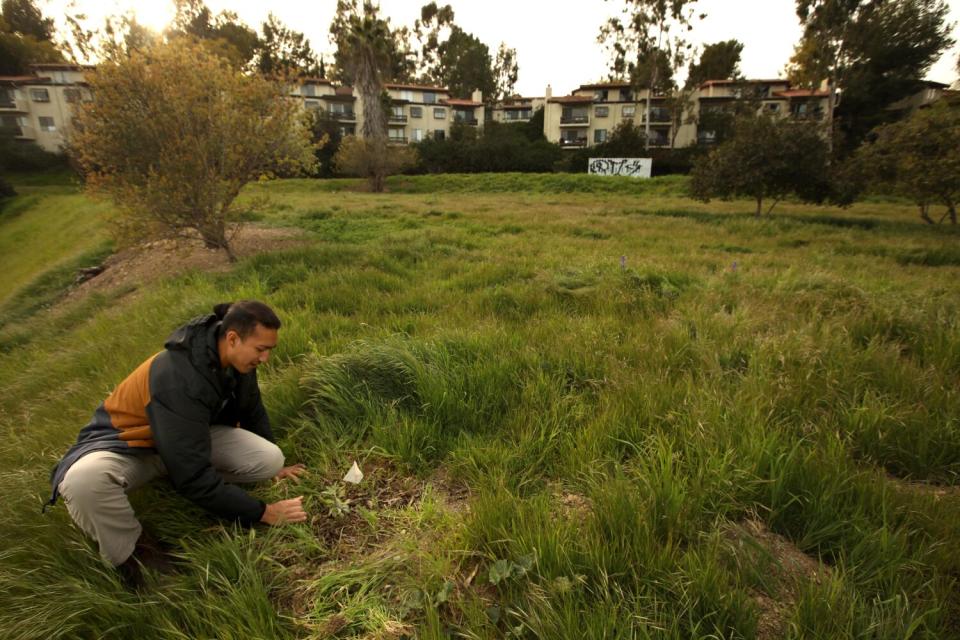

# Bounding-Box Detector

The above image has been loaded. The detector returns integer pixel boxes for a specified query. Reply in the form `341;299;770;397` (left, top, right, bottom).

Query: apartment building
296;78;358;137
382;84;484;144
290;80;485;144
696;79;830;144
0;63;93;153
489;95;547;124
542;79;831;150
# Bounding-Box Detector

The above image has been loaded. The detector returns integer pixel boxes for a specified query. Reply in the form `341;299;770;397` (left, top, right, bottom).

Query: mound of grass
2;175;960;638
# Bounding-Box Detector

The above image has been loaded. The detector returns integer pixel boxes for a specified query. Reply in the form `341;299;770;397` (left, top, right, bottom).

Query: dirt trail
65;226;306;302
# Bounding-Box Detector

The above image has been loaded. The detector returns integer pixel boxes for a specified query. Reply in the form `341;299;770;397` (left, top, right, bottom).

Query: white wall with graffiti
588;158;653;178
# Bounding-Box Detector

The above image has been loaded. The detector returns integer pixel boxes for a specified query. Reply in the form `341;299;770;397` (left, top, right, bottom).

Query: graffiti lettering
588;157;652;178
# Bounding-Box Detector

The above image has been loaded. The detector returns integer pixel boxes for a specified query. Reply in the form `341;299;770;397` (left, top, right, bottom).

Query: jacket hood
165;314;222;372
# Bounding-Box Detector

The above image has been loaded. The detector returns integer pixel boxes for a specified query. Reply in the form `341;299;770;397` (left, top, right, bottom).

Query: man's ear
226;329;241;347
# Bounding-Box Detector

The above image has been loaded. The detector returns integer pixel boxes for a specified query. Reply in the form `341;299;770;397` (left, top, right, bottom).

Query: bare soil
64;226;307;302
723;519;831;640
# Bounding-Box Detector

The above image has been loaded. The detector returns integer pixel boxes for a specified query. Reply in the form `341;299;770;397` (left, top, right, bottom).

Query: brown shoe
117;530;175;590
133;529;175;574
117;556;145;591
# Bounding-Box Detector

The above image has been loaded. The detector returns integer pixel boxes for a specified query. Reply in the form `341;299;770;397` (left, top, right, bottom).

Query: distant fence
588;158;652;178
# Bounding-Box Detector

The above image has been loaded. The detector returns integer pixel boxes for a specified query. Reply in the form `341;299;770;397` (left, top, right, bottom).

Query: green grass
0;184;112;305
2;173;960;638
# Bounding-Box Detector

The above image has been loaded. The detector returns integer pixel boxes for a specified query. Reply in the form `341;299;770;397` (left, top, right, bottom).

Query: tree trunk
948;201;957;225
200;226;236;262
755;198;762;217
919;204;934;224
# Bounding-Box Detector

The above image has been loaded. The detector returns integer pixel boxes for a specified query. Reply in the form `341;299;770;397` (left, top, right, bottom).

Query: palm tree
331;1;395;190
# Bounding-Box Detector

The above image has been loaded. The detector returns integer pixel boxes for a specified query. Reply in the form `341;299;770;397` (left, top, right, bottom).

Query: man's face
225;323;279;374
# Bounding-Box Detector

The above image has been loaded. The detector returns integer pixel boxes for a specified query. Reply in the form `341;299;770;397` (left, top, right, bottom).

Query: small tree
690;115;831;216
857;102;960;224
333;136;416;191
70;40;316;260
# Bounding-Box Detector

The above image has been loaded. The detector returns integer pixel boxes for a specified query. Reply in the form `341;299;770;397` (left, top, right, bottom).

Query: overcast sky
48;0;960;95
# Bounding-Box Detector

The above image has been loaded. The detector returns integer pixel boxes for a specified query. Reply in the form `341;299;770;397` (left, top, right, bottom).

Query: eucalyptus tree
790;0;954;153
598;0;703;149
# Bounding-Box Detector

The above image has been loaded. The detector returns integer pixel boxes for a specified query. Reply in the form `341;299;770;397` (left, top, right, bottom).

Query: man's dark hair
213;300;281;338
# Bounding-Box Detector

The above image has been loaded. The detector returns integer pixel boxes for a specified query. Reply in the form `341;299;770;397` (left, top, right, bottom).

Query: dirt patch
64;226;307;302
722;519;831;640
275;460;475;636
887;474;960;501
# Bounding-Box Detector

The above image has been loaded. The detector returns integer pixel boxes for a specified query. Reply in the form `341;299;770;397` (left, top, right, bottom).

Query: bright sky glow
46;0;960;94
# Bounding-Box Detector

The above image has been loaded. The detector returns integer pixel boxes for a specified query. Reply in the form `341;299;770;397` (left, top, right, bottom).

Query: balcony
328;110;356;120
389;114;408;123
12;124;36;139
790;108;824;121
559;137;588;148
388;136;409;145
0;96;27;112
454;116;478;126
560;115;590;125
641;108;671;123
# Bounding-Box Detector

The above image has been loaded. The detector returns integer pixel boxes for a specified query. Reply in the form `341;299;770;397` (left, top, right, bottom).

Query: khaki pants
58;426;284;566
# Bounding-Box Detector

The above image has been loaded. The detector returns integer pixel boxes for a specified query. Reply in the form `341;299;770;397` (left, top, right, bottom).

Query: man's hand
273;463;307;483
261;496;307;525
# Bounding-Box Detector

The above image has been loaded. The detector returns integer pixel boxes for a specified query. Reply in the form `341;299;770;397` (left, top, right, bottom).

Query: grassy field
1;172;959;639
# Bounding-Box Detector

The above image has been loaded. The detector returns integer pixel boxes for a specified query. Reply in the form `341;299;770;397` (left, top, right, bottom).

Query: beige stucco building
290;79;485;144
489;95;547;124
541;79;832;150
3;63;838;158
1;64;93;153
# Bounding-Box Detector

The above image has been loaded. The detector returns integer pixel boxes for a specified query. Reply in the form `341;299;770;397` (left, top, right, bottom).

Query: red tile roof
548;95;595;104
28;63;94;71
385;82;449;92
0;75;43;83
700;79;787;87
443;98;482;107
774;89;829;98
301;77;332;85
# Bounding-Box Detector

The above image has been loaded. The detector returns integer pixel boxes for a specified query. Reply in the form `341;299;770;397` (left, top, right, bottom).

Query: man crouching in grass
46;300;307;588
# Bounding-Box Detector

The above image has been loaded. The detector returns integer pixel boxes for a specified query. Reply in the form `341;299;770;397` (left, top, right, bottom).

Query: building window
330;102;353;118
305;100;320;110
561;107;589;124
1;114;22;134
594;129;607;143
391;105;406;120
0;88;14;108
400;89;414;101
504;108;530;120
433;107;446;119
434;129;445;141
620;89;634;102
338;125;355;137
39;116;56;132
302;84;316;97
560;129;587;146
30;88;50;102
622;105;636;118
765;103;780;113
595;106;609;118
593;89;609;101
388;128;406;142
410;106;423;118
411;128;423;142
63;88;82;103
423;92;436;104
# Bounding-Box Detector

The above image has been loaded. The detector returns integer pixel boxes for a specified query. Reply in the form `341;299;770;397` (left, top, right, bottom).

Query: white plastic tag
343;461;364;484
